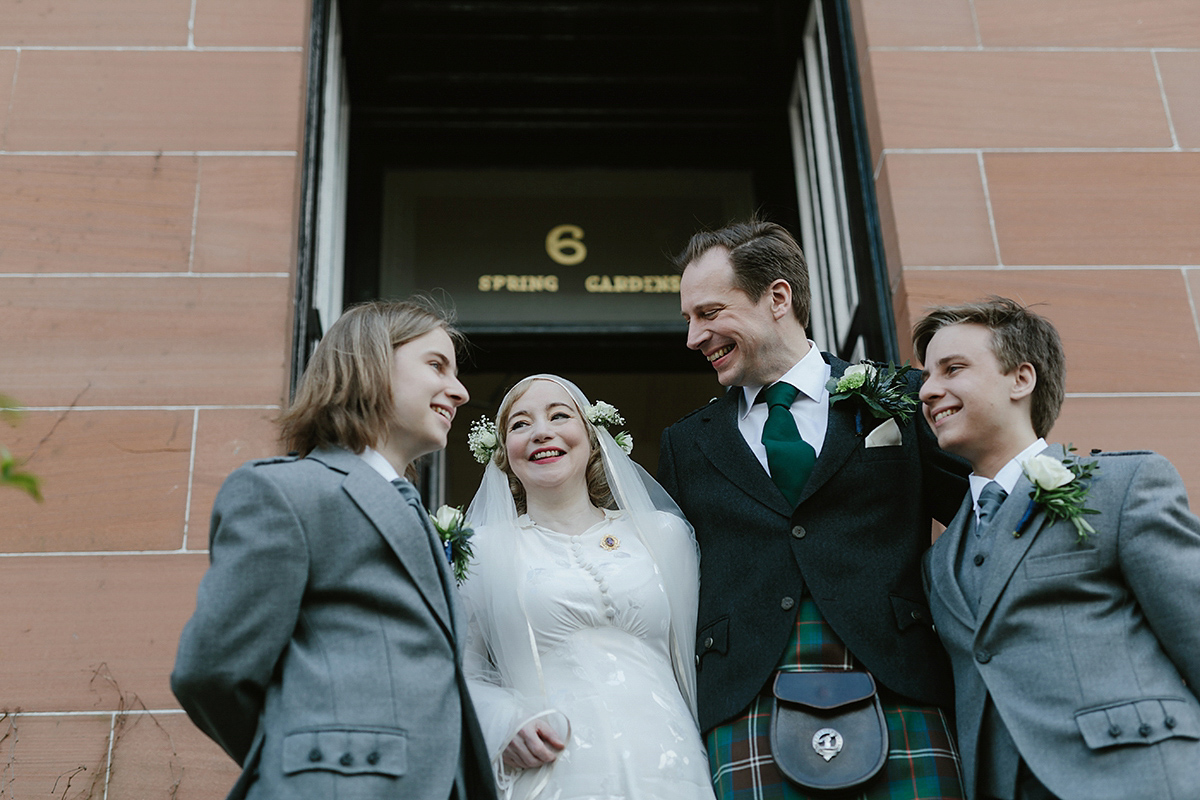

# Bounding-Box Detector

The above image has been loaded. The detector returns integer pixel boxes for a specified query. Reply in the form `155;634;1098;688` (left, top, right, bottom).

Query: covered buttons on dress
570;533;620;621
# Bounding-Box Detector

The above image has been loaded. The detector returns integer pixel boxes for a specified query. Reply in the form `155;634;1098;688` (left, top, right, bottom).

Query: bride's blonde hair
492;378;613;516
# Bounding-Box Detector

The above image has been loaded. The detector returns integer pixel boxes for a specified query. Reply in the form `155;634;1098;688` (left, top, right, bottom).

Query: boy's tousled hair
913;296;1065;438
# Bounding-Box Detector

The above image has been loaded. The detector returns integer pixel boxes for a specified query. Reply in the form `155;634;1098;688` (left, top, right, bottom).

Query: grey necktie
974;481;1008;537
391;478;455;602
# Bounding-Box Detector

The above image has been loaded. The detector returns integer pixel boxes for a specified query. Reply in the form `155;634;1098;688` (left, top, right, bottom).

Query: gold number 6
545;224;587;266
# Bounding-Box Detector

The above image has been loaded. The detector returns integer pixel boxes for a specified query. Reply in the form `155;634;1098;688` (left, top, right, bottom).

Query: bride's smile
505;380;591;495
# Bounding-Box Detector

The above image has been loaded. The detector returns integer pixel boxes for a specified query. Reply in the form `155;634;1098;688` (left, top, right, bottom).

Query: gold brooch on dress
600;534;620;551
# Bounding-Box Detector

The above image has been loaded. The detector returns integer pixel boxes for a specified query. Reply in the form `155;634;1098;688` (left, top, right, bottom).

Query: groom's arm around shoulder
1105;449;1200;691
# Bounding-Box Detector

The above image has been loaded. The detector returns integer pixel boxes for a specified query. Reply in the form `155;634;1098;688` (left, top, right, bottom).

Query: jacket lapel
798;354;859;504
931;499;978;628
311;447;455;641
694;389;793;517
975;444;1060;625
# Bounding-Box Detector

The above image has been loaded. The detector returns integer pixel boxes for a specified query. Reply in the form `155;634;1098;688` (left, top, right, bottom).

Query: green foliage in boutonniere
430;504;475;585
1015;447;1100;542
826;361;919;424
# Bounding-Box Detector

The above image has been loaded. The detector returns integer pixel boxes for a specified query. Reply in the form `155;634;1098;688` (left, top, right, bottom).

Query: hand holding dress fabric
503;719;566;770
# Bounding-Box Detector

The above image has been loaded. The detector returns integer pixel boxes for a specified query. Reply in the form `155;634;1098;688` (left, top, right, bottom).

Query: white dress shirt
967;438;1047;524
737;343;832;474
359;446;402;483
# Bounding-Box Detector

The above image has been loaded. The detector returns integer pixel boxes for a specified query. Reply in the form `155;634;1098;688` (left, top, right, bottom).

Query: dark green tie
759;381;816;507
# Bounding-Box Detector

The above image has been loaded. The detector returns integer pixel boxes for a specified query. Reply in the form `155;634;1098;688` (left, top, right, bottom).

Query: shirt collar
740;342;830;420
359;446;402;483
517;507;621;530
969;438;1047;506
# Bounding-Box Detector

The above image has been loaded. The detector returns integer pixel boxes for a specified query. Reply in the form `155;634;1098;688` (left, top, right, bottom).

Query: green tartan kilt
706;598;965;800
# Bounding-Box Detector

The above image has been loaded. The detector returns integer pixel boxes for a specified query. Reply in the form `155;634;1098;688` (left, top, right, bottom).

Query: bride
459;374;716;800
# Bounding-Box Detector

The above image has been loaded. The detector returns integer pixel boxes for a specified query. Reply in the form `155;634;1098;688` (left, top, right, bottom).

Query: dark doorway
335;0;817;503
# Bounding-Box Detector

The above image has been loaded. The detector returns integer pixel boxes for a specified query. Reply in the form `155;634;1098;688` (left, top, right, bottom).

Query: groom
915;297;1200;800
659;218;969;798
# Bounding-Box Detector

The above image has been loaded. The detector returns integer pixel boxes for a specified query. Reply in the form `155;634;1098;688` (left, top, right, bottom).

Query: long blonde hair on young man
278;299;464;457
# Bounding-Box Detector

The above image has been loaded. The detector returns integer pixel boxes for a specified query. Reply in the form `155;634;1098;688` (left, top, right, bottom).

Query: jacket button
704;636;714;649
1108;725;1122;738
695;654;701;667
340;753;354;767
973;553;985;566
781;596;795;611
791;525;806;539
308;748;323;762
366;751;381;765
1165;716;1177;729
910;610;923;621
1139;724;1152;737
975;650;991;664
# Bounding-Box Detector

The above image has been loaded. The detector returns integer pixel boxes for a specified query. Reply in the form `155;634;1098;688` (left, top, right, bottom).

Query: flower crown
468;400;633;464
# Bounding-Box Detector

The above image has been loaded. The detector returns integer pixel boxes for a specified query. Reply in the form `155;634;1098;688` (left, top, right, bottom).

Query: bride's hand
502;719;566;769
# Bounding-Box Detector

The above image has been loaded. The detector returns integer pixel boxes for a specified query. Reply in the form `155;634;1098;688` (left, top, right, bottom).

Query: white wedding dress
463;511;717;800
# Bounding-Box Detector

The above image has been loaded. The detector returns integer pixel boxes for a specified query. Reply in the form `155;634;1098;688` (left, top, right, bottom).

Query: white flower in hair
586;401;626;428
468;417;499;464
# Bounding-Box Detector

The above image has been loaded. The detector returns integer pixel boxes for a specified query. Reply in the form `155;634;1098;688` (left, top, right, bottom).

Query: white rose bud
1024;454;1074;490
843;363;874;381
432;505;463;531
480;430;497;448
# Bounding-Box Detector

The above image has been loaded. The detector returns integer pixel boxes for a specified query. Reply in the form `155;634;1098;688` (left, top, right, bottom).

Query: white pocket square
864;417;902;448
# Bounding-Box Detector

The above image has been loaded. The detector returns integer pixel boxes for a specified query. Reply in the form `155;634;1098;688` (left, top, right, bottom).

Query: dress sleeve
462;602;529;761
647;510;701;723
458;529;567;776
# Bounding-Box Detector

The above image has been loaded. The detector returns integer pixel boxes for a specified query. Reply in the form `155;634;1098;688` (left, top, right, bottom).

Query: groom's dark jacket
659;353;969;733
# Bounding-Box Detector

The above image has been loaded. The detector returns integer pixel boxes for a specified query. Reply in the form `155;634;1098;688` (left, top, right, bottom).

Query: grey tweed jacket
925;444;1200;800
172;446;497;800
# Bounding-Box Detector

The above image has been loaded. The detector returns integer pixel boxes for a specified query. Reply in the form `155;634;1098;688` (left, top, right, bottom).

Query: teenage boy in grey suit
659;218;969;799
172;300;498;800
915;297;1200;800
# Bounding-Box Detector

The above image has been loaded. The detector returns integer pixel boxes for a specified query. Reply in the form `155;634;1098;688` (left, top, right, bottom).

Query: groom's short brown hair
913;296;1065;438
674;215;811;329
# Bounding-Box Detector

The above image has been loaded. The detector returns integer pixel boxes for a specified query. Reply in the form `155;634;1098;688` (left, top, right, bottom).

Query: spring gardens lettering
477;274;680;293
475;225;680;294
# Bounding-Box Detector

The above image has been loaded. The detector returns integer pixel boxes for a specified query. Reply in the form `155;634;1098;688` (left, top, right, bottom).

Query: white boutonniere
826;361;919;425
1014;447;1100;542
430;504;474;585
